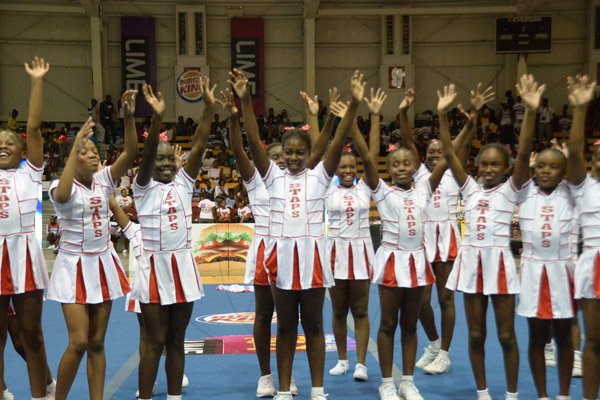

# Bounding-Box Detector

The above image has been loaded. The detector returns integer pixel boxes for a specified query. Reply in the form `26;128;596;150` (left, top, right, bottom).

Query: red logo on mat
196;312;278;325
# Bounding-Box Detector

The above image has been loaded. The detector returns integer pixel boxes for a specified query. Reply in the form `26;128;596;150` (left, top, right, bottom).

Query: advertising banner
231;18;265;115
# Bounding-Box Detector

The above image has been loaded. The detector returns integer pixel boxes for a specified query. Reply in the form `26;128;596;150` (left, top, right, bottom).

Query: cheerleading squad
0;59;598;400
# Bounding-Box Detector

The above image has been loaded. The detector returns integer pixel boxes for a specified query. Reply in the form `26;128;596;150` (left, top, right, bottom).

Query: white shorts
574;248;600;299
132;248;204;305
0;233;48;295
423;220;461;263
327;237;374;281
517;258;575;319
264;236;334;290
372;246;435;288
244;236;270;286
446;246;520;295
48;247;130;304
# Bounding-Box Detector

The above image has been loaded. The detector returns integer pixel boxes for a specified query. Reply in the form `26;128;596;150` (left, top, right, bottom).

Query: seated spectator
558;104;572;132
213;178;227;199
207;160;222;185
237;198;253;223
46;215;61;250
192;180;203;201
7;109;18;131
225;189;236;209
214;198;232;222
176;115;186;137
197;192;216;223
116;187;133;208
202;150;215;170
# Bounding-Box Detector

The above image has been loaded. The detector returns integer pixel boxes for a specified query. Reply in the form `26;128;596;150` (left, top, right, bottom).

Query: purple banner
121;17;156;117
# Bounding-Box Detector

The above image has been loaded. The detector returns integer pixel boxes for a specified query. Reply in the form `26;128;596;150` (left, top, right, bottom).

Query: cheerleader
441;76;537;400
132;80;210;400
565;74;599;400
350;91;473;400
325;88;387;381
231;69;365;400
48;90;138;400
399;89;477;375
0;57;52;400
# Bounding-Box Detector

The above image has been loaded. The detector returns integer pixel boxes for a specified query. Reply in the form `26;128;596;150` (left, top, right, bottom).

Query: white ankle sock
311;387;325;395
556;396;570;400
401;375;414;382
430;338;441;350
382;377;394;384
166;395;181;400
506;391;518;399
31;397;47;400
477;388;490;399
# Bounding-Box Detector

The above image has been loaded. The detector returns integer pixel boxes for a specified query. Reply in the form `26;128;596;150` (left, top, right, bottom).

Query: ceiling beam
304;0;320;19
79;0;100;17
0;3;86;15
318;5;517;17
517;0;546;15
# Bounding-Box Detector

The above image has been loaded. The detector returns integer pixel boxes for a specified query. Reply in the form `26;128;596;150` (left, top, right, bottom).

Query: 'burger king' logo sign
177;68;203;103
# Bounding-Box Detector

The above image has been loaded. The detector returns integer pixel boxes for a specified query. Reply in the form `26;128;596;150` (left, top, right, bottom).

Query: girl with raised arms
230;69;365;400
564;74;599;400
132;80;213;400
440;76;537;400
48;88;138;400
0;57;52;400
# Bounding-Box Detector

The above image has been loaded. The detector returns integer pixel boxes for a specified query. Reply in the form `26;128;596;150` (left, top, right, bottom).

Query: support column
304;17;316;118
90;15;104;101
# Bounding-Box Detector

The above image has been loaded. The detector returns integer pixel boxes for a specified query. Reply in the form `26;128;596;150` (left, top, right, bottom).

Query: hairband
387;144;398;153
594;139;600;146
142;130;170;142
283;124;310;132
343;144;352;152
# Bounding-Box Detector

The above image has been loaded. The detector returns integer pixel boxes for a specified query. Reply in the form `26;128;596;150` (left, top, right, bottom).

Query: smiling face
477;146;508;189
388;148;417;187
153;142;176;183
0;131;24;169
534;150;566;192
282;137;309;174
75;140;100;176
336;153;357;187
425;139;442;170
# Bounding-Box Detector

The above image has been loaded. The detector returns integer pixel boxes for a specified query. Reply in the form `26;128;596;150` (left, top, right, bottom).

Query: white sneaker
544;343;556;367
415;345;439;369
257;374;276;398
123;248;128;254
423;350;451;374
329;360;349;376
477;392;493;400
309;394;329;400
353;363;368;381
182;374;189;388
398;380;424;400
379;382;400;400
47;379;57;400
290;376;298;396
2;388;14;400
572;351;582;377
274;392;293;400
136;381;157;398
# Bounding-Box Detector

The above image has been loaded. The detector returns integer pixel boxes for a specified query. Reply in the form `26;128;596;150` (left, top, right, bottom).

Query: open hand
364;87;387;115
399;88;415;111
217;88;239;116
567;74;596;108
300;91;319;116
228;69;250;100
350;70;366;102
201;75;218;108
328;87;340;109
516;74;545;111
330;101;349;119
437;84;457;113
122;89;140;116
470;83;495;111
24;57;50;79
142;84;165;116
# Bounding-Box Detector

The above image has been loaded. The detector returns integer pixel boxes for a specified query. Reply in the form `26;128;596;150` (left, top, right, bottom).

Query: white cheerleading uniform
371;179;435;288
0;161;48;295
133;169;203;305
262;161;334;290
517;180;576;319
570;174;600;299
122;222;143;313
446;176;520;295
48;167;130;304
325;179;374;280
243;169;271;286
414;165;461;263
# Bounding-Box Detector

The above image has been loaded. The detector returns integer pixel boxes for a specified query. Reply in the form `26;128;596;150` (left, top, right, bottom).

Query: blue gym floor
5;285;584;399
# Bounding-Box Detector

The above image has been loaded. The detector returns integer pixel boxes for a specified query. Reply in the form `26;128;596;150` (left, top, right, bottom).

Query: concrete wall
0;0;590;124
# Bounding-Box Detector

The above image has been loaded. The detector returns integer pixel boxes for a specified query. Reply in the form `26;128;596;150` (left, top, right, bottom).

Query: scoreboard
496;17;551;54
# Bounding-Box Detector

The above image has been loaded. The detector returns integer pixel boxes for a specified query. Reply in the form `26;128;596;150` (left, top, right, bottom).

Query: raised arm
300;91;320;145
134;84;165;186
323;71;366;176
53;118;94;203
219;88;255;181
566;75;596;185
364;87;387;162
437;84;467;187
110;89;140;182
185;76;216;179
229;69;270;176
24;57;50;168
345;104;379;190
398;88;419;168
513;74;545;189
307;87;339;168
